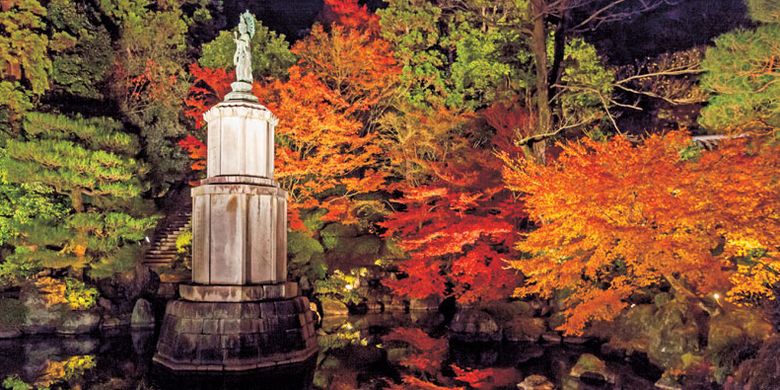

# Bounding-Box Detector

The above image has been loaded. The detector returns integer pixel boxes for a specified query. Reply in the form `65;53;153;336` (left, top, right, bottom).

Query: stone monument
154;11;318;372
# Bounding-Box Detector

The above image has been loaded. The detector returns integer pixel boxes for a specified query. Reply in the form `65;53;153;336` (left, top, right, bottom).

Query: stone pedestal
154;92;318;372
153;293;317;372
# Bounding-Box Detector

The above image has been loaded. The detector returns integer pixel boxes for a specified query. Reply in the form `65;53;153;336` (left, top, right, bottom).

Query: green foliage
46;0;114;98
747;0;780;24
378;0;530;109
699;23;780;133
0;0;50;123
2;376;32;390
64;277;98;310
446;23;515;108
314;268;367;305
0;299;27;328
288;231;327;281
110;1;192;196
556;38;615;127
320;223;358;250
378;0;447;107
0;112;157;279
199;14;295;80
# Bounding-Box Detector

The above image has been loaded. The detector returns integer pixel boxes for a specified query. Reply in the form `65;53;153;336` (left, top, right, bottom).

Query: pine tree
0;112;157;282
699;0;780;133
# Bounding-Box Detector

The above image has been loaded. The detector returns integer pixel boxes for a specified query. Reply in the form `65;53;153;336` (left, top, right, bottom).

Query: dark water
0;313;662;389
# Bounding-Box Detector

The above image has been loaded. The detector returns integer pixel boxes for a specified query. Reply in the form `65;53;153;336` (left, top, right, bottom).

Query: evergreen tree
0;112;157;283
699;0;780;133
0;0;51;126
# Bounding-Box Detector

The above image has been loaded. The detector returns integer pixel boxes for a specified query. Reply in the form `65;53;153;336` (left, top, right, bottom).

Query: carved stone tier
180;282;299;302
153;297;318;372
204;101;278;179
191;183;287;285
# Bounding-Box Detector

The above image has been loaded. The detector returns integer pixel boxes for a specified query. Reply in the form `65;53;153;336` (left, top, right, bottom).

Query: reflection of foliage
35;277;98;310
451;364;520;389
383;327;446;374
315;269;366;305
2;376;32;390
318;322;367;351
36;355;96;388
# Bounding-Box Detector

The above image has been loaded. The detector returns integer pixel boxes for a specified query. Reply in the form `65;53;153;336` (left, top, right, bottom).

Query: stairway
142;211;191;269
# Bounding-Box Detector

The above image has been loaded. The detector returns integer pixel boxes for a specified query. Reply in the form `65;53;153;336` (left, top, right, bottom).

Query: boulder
503;317;546;342
130;298;155;329
58;310;100;334
569;353;617;384
19;287;62;334
707;306;773;353
320;297;349;317
517;375;554;390
0;298;26;338
450;309;501;343
409;296;441;311
733;335;780;390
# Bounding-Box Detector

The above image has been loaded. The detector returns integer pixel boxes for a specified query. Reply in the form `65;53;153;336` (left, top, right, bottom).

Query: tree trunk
530;0;551;163
71;188;84;213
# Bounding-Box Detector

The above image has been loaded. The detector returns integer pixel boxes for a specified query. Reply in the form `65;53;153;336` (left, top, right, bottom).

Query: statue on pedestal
228;11;258;100
233;11;254;84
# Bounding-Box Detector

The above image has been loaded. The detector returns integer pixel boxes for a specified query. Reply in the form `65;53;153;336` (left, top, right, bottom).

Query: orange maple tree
501;131;780;334
381;103;527;304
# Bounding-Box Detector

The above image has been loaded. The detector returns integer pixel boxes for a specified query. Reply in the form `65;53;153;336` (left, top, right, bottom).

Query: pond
0;312;663;389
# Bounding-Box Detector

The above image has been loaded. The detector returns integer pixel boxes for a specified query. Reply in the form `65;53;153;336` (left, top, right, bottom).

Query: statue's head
238;11;255;38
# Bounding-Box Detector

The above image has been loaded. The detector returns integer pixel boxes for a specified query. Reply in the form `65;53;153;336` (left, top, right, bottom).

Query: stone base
179;282;299;302
153;296;318;372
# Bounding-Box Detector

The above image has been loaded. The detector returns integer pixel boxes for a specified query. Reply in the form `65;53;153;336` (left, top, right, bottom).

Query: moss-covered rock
320;297;349;317
0;298;26;338
570;353;617;384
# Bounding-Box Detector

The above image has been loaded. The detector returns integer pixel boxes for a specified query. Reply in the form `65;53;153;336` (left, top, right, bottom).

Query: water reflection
0;313;661;389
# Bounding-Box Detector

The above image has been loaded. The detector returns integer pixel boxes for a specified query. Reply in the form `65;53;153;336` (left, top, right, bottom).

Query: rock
482;300;534;324
541;333;562;344
732;335;780;390
517;374;555;390
366;300;383;313
130;298;155;329
101;313;131;331
0;298;26;338
708;306;773;353
503;317;546;342
450;309;501;343
409;296;441;311
570;353;617;384
654;374;683;390
58;310;101;334
19;287;62;334
321;297;349;317
563;336;589;345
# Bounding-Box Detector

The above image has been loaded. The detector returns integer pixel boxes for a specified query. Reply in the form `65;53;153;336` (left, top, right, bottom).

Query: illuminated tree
0;0;50;122
502;131;780;334
381;103;527;304
699;0;780;134
0;112;157;282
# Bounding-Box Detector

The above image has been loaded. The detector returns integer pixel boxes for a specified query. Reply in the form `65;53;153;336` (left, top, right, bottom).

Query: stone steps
142;210;192;267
